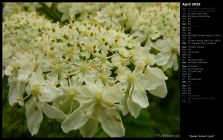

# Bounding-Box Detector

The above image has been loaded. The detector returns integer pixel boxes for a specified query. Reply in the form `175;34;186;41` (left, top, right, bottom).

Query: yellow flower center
79;62;89;73
66;47;74;56
86;45;93;52
94;92;102;104
100;74;107;82
100;54;107;62
127;73;136;83
11;64;20;74
33;63;39;71
145;58;152;65
48;51;55;58
69;89;76;97
54;64;63;73
120;57;126;65
31;85;41;96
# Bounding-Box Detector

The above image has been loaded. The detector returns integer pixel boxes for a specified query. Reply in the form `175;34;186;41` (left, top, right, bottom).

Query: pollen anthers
65;47;75;56
94;92;102;104
127;73;136;83
31;85;41;96
99;53;107;62
68;87;78;97
79;62;90;73
99;73;108;82
54;64;63;73
11;64;20;74
33;62;39;70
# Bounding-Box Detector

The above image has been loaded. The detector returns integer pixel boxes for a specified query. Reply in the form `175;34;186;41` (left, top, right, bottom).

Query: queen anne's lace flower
3;2;40;17
3;2;179;137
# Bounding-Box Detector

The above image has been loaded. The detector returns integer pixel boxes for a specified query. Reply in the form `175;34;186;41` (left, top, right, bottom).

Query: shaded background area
2;69;180;138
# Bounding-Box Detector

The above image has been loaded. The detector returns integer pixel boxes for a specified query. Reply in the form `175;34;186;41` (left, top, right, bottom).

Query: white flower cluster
3;3;179;137
57;3;180;71
3;2;40;17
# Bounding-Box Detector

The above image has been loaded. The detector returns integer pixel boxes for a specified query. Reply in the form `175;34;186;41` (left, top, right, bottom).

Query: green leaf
37;3;62;22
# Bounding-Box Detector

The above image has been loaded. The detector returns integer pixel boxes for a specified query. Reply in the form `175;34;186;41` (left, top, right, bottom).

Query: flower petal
18;64;33;81
52;95;80;114
127;95;142;118
148;81;167;98
154;39;168;51
146;67;168;80
4;65;12;76
61;103;95;133
99;106;125;137
80;117;98;137
104;83;125;103
132;87;149;108
137;68;166;91
29;72;46;86
118;94;129;116
39;86;62;102
172;54;179;71
162;54;174;70
8;78;25;106
40;102;66;122
25;97;43;136
137;77;160;91
155;51;171;66
47;71;59;83
80;86;94;98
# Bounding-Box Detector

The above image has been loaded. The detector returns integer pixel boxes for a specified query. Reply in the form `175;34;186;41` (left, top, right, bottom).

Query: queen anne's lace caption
3;2;179;137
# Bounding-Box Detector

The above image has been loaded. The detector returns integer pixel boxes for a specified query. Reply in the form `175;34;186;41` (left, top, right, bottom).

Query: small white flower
25;97;43;136
71;59;97;82
93;67;115;86
144;66;168;98
26;73;63;103
112;53;130;67
93;51;113;69
132;47;155;69
46;60;72;82
62;80;125;137
8;77;26;106
154;38;180;71
117;68;149;118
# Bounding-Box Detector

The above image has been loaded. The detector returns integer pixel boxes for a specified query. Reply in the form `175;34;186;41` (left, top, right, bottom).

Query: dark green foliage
2;77;30;137
37;3;62;22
